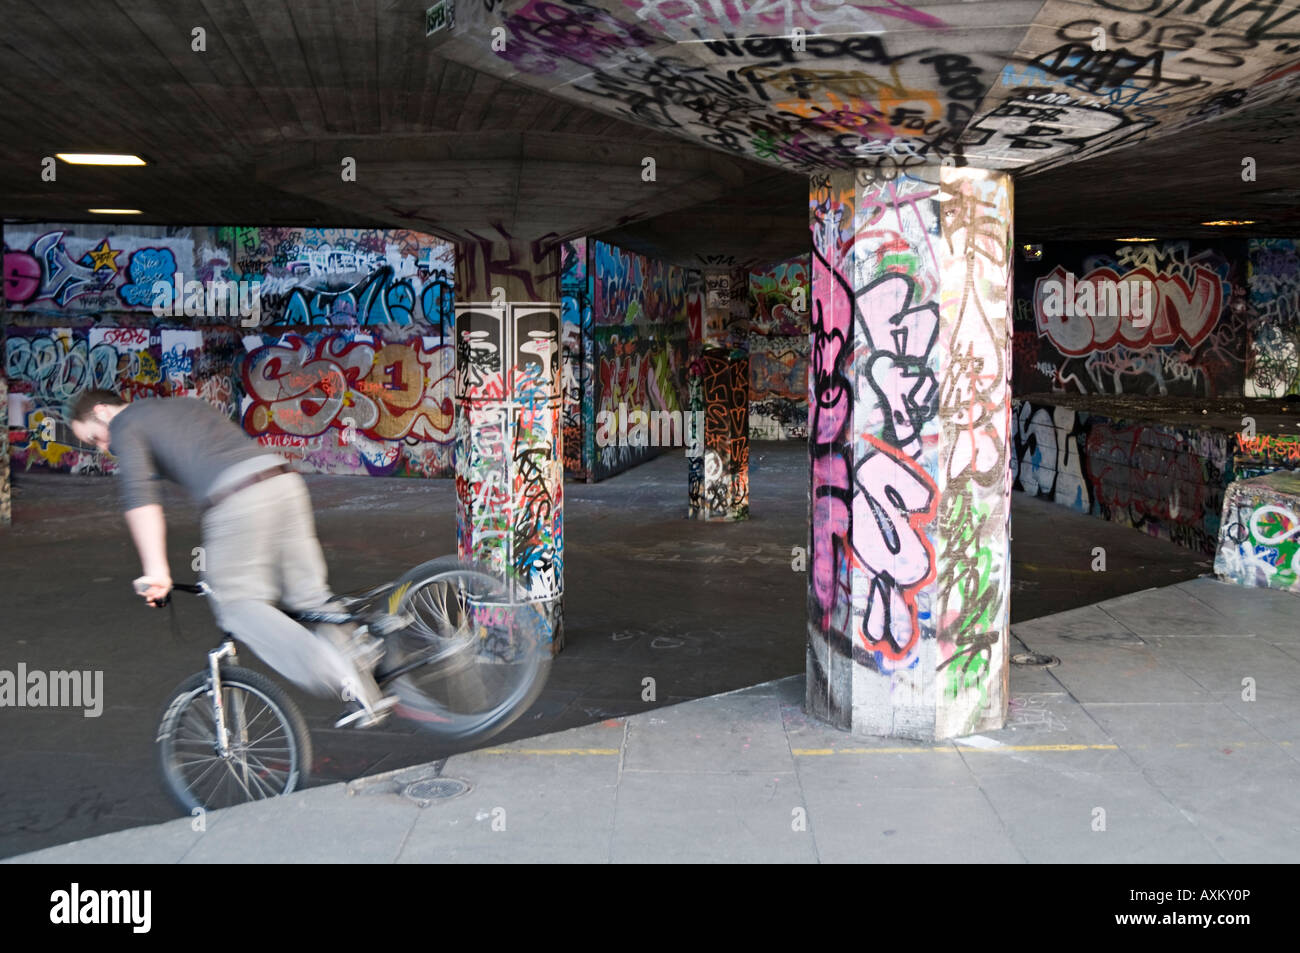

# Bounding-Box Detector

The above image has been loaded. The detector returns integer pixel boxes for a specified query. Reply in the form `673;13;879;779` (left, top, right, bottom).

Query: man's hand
133;575;173;607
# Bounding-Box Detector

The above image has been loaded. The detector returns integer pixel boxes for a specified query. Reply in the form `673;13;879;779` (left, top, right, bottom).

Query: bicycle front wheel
156;666;312;814
379;556;553;744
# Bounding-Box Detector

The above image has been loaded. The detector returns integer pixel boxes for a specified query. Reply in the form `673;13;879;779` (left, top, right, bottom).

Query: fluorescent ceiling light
1200;219;1255;226
57;153;147;165
87;208;143;215
1116;237;1157;242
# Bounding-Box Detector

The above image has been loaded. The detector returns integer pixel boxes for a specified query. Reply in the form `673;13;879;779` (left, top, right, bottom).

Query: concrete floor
0;441;1209;858
11;576;1300;864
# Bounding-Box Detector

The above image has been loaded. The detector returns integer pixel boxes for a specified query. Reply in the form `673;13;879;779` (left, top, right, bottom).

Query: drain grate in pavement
402;777;470;807
1010;652;1060;667
346;759;449;799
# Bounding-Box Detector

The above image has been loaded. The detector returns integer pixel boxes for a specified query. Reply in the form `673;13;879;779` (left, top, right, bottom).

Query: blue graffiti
279;267;425;326
120;247;179;308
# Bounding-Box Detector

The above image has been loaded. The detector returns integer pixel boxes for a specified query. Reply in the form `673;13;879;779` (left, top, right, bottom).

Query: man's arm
110;413;172;604
124;504;171;604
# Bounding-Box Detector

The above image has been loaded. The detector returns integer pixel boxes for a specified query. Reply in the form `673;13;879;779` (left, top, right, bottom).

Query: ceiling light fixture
87;208;143;215
1200;219;1256;226
57;153;147;166
1116;237;1157;242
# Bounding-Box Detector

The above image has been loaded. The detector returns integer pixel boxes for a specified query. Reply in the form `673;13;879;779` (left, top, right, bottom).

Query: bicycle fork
207;640;244;763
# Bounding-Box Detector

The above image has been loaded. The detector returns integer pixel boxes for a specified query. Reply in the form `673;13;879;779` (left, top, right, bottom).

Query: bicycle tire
156;666;312;814
379;556;553;745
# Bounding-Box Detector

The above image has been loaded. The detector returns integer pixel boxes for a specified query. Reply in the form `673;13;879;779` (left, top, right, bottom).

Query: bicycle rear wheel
156;666;312;814
378;556;553;744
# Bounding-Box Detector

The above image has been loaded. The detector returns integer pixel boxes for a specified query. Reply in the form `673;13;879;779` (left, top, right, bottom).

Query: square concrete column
688;266;750;521
454;237;564;650
807;167;1013;740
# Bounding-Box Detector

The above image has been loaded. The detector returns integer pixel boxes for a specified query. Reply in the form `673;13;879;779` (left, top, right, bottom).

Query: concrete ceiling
1;0;1298;268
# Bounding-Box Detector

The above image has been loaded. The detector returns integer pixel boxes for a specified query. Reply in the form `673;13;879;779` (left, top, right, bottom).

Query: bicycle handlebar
141;581;207;609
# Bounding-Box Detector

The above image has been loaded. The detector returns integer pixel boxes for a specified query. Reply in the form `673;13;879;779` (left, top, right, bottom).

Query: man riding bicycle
69;389;397;727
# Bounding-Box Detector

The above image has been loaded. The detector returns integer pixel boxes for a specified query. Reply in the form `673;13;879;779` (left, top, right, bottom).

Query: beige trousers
199;471;357;698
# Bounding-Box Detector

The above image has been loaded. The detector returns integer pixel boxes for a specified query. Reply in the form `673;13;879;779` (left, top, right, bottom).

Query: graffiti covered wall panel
1013;398;1233;556
749;255;810;440
3;223;459;478
1014;239;1253;398
589;240;694;481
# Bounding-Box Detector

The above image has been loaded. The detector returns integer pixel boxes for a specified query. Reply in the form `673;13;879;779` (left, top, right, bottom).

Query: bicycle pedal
334;694;399;729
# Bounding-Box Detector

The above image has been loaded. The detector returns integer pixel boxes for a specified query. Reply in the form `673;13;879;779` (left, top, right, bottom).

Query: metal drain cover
1010;652;1060;668
402;777;471;806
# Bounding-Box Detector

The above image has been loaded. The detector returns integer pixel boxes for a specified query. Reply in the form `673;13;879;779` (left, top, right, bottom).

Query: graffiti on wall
0;377;9;526
454;303;564;644
560;239;593;476
241;332;455;476
1215;471;1300;592
750;257;810;336
975;0;1300;174
1015;240;1249;398
3;223;461;480
592;240;691;326
3;326;208;473
808;171;860;725
586;240;693;480
2;224;456;328
689;347;749;519
223;226;455;328
1246;238;1300;397
749;335;809;440
748;256;810;441
1013;398;1231;556
2;324;458;478
593;329;687;479
932;170;1011;725
1013;402;1090;511
807;166;1009;735
3;227;194;313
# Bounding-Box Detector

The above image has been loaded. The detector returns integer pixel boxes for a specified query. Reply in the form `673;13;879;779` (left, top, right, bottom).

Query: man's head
69;389;128;451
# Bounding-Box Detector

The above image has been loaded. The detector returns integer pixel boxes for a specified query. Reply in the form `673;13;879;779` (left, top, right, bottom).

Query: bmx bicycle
151;556;553;814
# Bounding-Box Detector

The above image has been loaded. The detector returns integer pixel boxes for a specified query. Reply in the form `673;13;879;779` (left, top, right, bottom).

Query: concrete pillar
689;266;749;521
0;376;9;527
454;238;564;650
806;167;1013;740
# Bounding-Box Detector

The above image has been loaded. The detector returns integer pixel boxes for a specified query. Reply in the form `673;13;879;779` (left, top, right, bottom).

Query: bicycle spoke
163;678;305;811
239;758;279;798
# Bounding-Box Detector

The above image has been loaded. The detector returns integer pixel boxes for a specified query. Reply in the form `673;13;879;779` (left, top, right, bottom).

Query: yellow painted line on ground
477;747;621;756
796;740;1296;756
792;743;1119;756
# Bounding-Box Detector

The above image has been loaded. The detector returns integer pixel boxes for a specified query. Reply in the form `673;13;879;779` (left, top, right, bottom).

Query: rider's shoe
334;695;399;729
334;668;399;729
345;625;386;673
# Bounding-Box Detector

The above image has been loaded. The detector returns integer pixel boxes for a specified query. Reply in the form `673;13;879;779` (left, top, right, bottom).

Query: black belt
206;464;293;509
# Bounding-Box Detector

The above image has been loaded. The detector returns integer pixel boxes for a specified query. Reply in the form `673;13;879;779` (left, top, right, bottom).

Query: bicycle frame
165;574;500;735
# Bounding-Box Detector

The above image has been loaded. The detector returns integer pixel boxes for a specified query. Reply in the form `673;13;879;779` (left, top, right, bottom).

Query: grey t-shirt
108;397;281;510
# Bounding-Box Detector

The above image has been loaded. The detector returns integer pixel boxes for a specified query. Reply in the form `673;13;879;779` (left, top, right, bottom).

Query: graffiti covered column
689;267;749;521
454;238;565;650
807;167;1013;740
1;376;9;527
